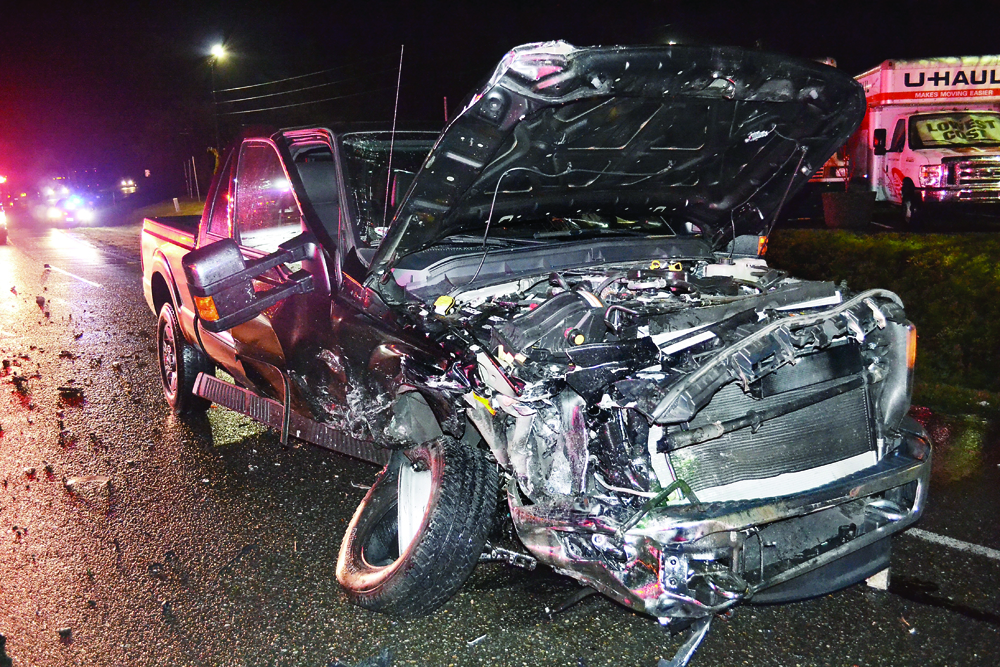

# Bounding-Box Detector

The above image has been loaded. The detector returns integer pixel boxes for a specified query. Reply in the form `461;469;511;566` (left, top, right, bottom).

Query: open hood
367;42;864;283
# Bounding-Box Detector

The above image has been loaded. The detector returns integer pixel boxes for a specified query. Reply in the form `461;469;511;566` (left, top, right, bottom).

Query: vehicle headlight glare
919;164;947;187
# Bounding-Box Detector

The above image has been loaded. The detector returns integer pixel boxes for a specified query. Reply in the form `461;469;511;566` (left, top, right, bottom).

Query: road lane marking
906;528;1000;562
43;264;103;289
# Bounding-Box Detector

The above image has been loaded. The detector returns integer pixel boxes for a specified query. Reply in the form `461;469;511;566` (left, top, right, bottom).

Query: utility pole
191;156;201;201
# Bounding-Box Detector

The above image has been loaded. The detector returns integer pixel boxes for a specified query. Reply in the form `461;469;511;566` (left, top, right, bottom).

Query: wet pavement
1;221;999;666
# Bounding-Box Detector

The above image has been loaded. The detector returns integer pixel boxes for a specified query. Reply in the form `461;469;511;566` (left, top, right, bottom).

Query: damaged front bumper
509;422;930;622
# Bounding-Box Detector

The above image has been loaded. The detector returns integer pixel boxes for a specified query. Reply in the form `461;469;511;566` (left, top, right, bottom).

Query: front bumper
509;422;931;621
920;185;1000;203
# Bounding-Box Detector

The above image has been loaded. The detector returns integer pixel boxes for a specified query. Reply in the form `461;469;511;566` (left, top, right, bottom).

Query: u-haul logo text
904;70;1000;87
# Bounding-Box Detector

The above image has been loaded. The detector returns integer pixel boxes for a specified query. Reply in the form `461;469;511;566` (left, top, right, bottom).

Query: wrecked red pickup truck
141;42;931;664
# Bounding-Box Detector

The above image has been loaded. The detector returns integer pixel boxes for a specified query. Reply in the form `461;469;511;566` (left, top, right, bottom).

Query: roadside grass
69;198;205;258
101;197;205;227
767;228;1000;416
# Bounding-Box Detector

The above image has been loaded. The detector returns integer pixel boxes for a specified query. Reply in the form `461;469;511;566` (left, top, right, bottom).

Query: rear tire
337;436;498;617
156;302;213;414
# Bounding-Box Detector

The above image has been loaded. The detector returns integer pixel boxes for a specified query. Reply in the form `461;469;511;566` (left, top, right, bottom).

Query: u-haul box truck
849;56;1000;223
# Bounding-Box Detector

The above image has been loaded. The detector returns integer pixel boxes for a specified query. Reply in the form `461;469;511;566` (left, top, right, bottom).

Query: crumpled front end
445;259;930;622
508;425;929;620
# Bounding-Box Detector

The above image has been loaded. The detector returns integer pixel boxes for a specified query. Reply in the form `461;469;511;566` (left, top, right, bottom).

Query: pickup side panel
143;215;250;384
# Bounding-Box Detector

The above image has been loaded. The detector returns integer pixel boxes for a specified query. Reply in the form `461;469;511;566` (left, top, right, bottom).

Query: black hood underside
368;42;865;284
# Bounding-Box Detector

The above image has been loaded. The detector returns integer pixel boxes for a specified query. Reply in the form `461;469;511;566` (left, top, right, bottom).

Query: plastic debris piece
866;568;890;590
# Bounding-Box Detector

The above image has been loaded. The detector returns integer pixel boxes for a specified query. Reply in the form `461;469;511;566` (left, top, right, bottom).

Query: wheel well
151;272;173;315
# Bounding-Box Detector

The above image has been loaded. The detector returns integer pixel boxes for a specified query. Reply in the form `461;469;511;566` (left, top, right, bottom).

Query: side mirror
183;234;316;333
873;129;887;156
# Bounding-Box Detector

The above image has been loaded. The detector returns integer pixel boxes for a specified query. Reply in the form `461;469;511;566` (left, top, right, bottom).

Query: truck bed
142;215;201;250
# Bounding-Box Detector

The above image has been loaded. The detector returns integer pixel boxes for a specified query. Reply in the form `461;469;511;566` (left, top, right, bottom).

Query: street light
210;44;227;150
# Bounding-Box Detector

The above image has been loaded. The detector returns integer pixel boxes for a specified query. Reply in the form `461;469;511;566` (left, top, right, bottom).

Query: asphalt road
1;221;998;667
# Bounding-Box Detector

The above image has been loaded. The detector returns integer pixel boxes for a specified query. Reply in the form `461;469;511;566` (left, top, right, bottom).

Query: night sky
1;0;996;195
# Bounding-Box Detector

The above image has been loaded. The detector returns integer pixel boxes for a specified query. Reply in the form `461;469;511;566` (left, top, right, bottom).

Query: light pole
210;44;227;151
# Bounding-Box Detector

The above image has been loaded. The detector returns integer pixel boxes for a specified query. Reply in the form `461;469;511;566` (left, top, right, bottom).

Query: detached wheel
337;436;498;617
156;302;213;414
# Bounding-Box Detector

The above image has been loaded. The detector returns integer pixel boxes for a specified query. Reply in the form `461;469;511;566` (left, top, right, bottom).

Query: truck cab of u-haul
850;56;1000;223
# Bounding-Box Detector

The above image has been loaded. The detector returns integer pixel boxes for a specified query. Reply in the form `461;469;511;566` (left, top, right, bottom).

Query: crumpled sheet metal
498;389;590;499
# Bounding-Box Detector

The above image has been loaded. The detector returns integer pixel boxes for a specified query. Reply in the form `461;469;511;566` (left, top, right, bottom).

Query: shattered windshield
339;132;436;245
909;112;1000;149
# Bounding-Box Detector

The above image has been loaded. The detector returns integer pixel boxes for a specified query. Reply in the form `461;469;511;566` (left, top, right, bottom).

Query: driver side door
227;139;329;404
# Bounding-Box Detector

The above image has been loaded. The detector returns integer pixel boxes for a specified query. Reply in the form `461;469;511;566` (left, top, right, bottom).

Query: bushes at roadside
766;230;1000;396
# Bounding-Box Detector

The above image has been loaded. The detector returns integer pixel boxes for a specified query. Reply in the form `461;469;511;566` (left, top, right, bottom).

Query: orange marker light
194;296;220;322
906;324;918;370
757;235;769;257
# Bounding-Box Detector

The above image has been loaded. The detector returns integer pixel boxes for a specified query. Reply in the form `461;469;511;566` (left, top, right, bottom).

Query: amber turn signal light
757;235;769;257
906;323;917;370
194;295;220;322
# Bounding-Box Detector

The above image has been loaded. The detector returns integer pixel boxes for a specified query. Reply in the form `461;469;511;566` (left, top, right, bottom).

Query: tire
901;184;921;228
156;302;213;414
337;436;499;617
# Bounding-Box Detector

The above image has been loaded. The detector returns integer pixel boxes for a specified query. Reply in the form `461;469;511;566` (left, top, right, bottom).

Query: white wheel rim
397;463;433;555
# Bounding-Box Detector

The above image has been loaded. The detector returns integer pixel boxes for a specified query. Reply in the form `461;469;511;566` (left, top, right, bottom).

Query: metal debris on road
466;634;487;647
657;617;711;667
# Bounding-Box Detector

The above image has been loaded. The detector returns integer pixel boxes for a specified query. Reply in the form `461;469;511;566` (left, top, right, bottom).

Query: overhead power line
218;86;396;115
217;67;397;105
215;54;396;93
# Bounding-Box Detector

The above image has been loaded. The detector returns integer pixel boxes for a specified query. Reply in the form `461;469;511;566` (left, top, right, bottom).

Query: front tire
337;436;498;617
156;302;213;414
901;184;921;228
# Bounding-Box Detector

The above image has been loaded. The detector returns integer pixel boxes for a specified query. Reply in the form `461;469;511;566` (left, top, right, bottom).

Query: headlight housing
919;164;948;187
